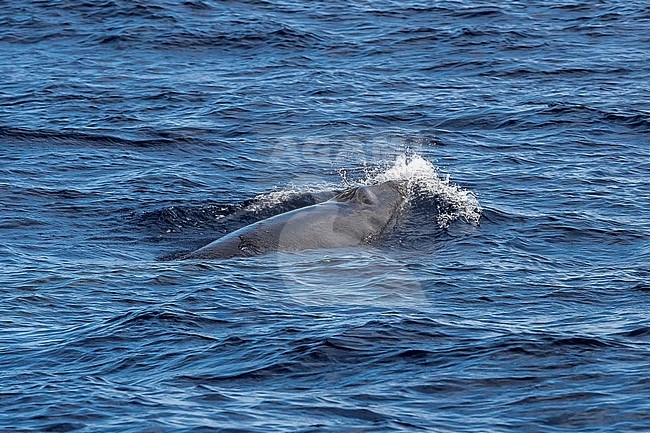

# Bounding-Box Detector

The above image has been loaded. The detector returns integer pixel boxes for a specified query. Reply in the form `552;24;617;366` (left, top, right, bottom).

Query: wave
159;25;328;50
0;126;189;148
165;317;629;389
0;1;329;51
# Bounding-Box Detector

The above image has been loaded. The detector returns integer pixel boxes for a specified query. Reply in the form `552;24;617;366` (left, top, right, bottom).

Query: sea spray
367;154;482;227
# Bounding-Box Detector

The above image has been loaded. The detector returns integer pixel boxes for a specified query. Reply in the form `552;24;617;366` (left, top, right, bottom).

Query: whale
182;180;405;259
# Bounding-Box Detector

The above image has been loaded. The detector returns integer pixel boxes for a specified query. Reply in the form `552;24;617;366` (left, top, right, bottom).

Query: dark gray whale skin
182;180;405;259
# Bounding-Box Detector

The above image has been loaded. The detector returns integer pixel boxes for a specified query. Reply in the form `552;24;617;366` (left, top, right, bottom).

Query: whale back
183;181;405;259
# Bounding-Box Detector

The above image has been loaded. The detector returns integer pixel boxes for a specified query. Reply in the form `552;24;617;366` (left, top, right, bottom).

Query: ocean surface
1;1;649;432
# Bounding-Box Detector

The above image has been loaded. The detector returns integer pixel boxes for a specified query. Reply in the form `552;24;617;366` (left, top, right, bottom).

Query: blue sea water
1;0;649;431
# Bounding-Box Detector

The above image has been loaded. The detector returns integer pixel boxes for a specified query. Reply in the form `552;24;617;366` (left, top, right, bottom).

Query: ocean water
1;0;649;432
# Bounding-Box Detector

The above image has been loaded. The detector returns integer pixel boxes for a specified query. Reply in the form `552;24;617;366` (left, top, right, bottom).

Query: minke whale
182;180;405;259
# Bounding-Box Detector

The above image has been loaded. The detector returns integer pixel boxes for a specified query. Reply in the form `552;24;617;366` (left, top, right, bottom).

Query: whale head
330;180;406;243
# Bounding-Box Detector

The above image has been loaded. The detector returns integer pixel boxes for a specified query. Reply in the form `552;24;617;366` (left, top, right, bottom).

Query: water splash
247;153;481;228
366;154;482;227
